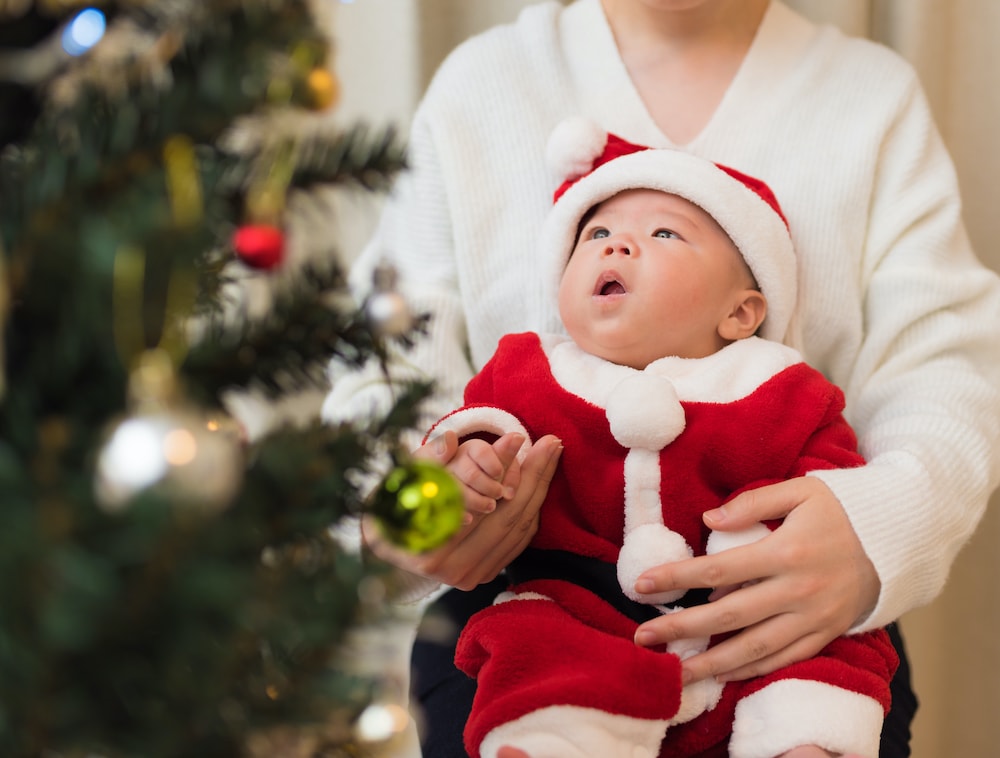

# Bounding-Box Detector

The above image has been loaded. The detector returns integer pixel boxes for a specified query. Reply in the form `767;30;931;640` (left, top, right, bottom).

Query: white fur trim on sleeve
705;522;772;555
480;704;668;758
730;679;884;758
427;407;532;463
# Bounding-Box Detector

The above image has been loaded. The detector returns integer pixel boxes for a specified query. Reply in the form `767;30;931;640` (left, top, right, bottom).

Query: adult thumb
415;428;459;464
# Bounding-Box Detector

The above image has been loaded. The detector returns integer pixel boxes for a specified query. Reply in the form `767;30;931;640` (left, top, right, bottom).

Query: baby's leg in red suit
456;579;684;758
724;630;898;758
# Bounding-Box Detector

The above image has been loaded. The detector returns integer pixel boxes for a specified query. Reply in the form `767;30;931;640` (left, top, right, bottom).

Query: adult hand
632;476;880;683
362;430;562;590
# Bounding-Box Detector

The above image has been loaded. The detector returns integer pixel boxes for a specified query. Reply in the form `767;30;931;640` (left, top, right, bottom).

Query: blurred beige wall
328;2;1000;755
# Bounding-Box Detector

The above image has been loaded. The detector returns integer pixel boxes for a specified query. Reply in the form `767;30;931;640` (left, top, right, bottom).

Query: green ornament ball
373;460;464;553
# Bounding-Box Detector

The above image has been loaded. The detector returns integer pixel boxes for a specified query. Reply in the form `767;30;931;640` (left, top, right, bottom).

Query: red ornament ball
232;224;286;270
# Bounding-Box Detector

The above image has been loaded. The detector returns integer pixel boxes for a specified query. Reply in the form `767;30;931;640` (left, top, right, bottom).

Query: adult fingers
492;432;526;499
702;477;816;531
413;428;459;464
438;434;561;588
633;577;841;684
377;434;561;590
681;612;833;684
634;538;778;599
633;562;788;646
632;481;876;683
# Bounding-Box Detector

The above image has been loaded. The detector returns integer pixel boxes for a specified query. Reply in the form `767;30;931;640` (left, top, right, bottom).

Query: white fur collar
539;334;802;410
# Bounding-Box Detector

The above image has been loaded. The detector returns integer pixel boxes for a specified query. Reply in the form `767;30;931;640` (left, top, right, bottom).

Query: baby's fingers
447;438;516;513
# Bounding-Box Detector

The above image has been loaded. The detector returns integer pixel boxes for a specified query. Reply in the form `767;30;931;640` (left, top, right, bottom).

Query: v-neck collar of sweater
560;0;817;152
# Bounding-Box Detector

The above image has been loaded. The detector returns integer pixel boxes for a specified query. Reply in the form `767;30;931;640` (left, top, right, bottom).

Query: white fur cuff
730;679;884;758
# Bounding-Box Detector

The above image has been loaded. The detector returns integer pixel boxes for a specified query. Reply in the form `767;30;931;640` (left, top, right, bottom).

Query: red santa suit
428;331;898;758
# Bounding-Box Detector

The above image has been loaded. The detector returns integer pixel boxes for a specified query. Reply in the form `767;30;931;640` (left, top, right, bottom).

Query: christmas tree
0;2;459;756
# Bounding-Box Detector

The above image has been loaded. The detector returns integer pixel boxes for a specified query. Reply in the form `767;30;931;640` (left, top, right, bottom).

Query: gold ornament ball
373;460;464;553
306;67;340;111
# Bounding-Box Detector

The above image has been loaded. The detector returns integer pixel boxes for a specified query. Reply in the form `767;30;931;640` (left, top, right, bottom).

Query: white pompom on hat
541;118;797;344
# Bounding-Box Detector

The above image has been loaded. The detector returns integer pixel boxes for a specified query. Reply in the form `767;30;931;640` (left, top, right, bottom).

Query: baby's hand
447;433;522;514
779;747;865;758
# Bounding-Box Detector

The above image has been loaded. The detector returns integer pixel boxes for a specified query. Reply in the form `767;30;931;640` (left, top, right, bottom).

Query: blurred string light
62;8;107;57
355;702;410;743
0;6;106;83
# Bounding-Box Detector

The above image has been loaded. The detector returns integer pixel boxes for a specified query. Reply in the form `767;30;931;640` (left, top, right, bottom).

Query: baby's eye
653;229;678;239
590;227;610;240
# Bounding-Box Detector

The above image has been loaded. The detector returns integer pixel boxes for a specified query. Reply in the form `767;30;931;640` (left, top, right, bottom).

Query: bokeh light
62;8;107;57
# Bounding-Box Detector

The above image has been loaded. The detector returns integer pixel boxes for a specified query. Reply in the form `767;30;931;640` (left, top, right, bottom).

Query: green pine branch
182;262;411;404
289;124;408;193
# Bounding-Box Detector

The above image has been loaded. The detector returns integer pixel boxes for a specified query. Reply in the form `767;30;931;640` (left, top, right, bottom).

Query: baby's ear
719;289;767;341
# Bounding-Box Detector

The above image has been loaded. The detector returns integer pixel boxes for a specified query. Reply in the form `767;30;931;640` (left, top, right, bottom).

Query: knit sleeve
809;78;1000;631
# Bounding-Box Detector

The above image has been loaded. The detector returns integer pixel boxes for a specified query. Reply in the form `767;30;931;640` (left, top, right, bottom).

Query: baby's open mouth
594;271;626;296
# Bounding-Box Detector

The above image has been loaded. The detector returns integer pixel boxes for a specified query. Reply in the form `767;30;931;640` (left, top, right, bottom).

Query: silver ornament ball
95;407;243;513
366;290;412;336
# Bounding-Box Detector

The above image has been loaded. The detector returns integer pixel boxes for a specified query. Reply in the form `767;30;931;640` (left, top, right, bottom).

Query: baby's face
558;188;755;368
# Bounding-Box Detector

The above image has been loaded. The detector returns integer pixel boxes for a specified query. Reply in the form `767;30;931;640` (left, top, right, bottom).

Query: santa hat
541;118;797;343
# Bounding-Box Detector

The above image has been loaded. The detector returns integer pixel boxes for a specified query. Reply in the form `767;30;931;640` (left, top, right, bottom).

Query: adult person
323;1;1000;755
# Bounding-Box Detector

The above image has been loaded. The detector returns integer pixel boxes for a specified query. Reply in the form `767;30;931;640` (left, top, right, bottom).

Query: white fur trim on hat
542;120;797;344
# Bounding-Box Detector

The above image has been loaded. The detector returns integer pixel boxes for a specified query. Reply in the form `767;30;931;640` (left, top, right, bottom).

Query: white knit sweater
324;0;1000;631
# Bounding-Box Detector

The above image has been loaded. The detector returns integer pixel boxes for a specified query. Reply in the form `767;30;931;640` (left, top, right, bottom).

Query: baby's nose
604;237;632;256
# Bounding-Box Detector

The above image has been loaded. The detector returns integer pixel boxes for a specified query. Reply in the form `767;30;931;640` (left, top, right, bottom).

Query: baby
426;120;897;758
